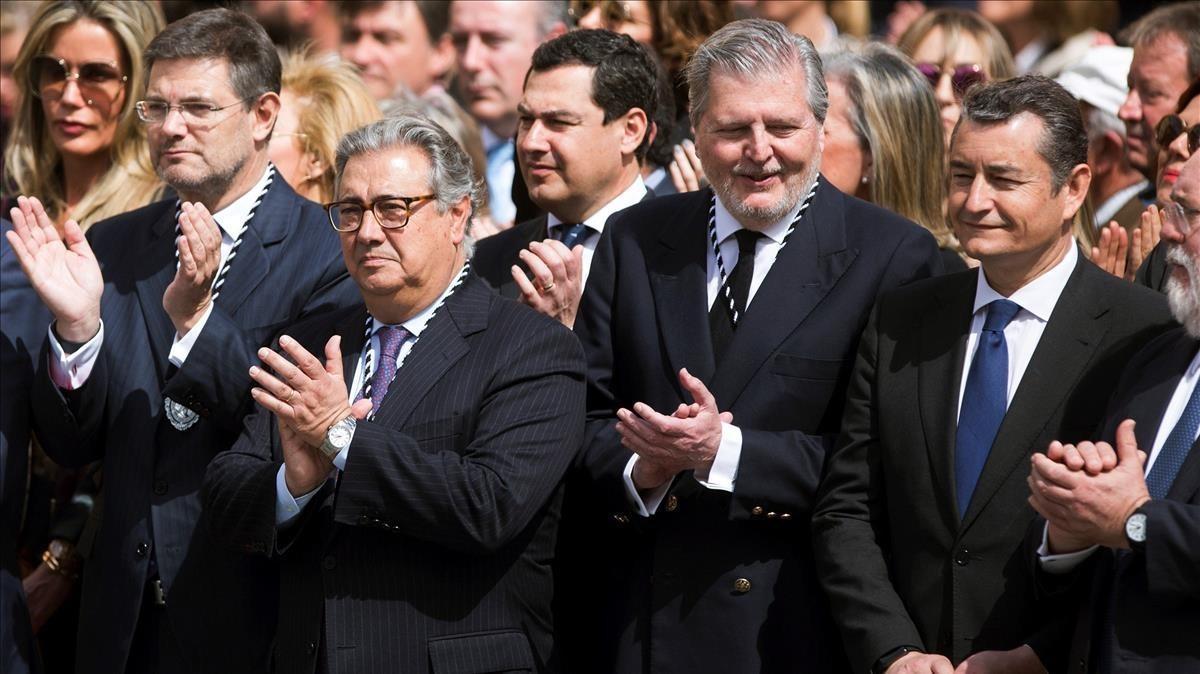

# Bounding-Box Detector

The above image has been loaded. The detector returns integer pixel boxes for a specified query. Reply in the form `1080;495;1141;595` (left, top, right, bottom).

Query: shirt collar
211;164;273;241
712;191;801;246
370;264;464;339
972;242;1078;322
1093;179;1150;227
546;177;647;235
481;126;507;154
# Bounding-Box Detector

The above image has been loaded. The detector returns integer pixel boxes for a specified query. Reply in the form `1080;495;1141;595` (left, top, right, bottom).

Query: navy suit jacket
29;178;357;674
1;219;45;674
561;179;943;673
1036;327;1200;673
203;274;586;674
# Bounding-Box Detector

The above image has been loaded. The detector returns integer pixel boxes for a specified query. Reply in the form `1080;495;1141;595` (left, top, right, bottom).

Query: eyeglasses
915;62;987;99
1164;202;1200;238
29;55;126;105
134;97;256;125
1155;114;1200;155
324;195;436;232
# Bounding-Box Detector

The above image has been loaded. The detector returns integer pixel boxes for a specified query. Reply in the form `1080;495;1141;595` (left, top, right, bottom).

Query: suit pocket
770;354;843;381
403;414;464;442
427;629;535;673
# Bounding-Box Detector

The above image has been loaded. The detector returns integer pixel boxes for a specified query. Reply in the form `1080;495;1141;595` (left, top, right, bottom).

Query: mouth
1162;168;1181;185
526;163;557;178
735;172;781;189
54;120;90;135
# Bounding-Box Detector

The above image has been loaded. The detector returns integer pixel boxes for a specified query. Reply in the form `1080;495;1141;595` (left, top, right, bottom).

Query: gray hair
1083;103;1124;144
335;116;484;252
536;0;570;37
685;18;828;127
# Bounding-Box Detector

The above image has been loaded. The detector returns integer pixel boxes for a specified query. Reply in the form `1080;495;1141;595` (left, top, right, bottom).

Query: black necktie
708;229;762;364
557;223;593;248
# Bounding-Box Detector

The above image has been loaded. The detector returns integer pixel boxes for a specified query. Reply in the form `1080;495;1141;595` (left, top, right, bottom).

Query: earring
860;175;869;185
86;98;94;106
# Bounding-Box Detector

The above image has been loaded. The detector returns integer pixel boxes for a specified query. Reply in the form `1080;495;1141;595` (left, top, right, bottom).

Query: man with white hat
1057;46;1151;236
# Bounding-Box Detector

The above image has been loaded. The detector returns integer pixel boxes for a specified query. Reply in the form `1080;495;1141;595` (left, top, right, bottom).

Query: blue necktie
1146;381;1200;498
557;223;593;249
954;299;1022;517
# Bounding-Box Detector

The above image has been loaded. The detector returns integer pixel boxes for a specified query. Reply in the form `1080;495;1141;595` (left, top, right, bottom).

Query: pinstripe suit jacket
29;178;357;674
203;274;586;674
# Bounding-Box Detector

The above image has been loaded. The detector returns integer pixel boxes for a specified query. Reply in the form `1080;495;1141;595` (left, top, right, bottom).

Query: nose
518;119;548;155
933;72;956;107
961;174;994;215
1166;126;1192;161
1118;89;1140;123
346;36;375;69
459;34;485;74
58;77;86;107
355;208;386;245
159;105;188;137
744;126;772;164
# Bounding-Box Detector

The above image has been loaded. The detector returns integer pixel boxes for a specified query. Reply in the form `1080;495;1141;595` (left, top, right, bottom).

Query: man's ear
619;107;650;159
1059;163;1092;222
448;195;470;245
253;92;282;144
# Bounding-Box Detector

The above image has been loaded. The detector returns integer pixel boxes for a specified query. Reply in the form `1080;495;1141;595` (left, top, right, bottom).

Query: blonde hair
897;8;1015;82
4;1;165;228
280;46;381;204
824;42;958;253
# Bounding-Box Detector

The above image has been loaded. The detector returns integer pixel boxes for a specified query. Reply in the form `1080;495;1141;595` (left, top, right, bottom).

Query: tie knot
983;299;1021;332
557;222;592;248
733;229;762;255
376;325;408;360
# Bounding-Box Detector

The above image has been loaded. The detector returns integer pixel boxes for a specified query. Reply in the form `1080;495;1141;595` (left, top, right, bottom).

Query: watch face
329;424;352;448
1125;513;1147;542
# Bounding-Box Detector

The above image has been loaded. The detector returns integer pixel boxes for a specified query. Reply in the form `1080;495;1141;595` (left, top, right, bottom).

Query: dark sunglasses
29;55;126;104
915;62;987;99
1155;114;1200;155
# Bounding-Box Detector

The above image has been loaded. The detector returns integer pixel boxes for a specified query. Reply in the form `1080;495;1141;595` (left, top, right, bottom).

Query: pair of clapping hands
1090;205;1164;281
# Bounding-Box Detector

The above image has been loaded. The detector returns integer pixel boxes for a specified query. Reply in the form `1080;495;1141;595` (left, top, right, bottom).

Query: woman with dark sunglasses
898;8;1016;150
3;1;165;227
1155;79;1200;206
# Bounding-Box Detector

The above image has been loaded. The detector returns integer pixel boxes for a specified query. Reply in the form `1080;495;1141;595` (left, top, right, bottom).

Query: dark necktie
557;223;593;249
954;299;1022;517
1146;381;1200;498
362;326;408;413
708;229;763;365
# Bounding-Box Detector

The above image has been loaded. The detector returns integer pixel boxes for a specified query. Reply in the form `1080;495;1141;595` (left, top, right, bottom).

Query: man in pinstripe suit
204;116;586;674
6;10;357;674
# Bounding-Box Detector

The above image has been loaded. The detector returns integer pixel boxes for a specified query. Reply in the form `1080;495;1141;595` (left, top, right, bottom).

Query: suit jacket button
780;513;792;521
751;506;764;517
307;642;317;656
766;511;778;519
955;548;971;566
153;480;168;495
665;495;679;512
612;513;630;526
733;578;752;593
135;542;149;557
322;555;336;570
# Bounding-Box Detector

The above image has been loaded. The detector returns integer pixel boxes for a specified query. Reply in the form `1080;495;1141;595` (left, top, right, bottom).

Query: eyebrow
947;160;1024;176
517;105;583;122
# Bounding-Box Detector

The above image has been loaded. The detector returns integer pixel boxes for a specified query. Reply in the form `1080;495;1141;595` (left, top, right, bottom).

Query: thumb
350;398;373;420
678;368;718;410
1115;419;1139;464
719;411;734;424
325;335;343;376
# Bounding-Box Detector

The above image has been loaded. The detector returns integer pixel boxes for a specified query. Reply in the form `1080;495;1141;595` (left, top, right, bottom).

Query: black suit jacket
562;180;944;673
203;275;586;674
29;179;357;674
1035;327;1200;673
1;219;43;674
812;258;1173;673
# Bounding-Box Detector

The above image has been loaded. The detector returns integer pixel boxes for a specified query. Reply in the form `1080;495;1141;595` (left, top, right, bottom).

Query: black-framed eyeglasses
915;62;987;100
29;55;126;104
324;195;437;232
134;96;256;125
1156;114;1200;155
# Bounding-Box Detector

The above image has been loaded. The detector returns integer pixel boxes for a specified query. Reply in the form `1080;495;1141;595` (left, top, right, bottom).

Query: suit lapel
1124;332;1200;502
369;275;487;430
132;205;183;382
648;192;717;386
710;183;858;407
210;180;294;316
962;262;1112;528
918;274;976;528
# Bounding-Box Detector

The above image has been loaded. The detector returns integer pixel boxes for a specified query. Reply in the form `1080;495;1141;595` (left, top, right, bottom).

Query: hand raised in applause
1128;204;1163;279
619;368;733;491
668;139;707;193
1028;419;1149;553
163;201;222;336
954;645;1045;674
1090;221;1129;280
6;196;103;342
512;238;585;328
885;651;955;674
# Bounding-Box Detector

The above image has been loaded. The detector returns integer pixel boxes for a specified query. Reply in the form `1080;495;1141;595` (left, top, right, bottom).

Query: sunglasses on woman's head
1155;114;1200;155
915;63;986;99
29;55;126;104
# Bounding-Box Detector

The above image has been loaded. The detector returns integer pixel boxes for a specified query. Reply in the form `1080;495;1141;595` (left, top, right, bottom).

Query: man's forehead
147;57;233;91
340;148;432;194
522;66;596;110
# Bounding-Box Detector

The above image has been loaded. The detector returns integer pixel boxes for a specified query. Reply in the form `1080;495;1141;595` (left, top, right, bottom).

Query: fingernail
249;366;259;375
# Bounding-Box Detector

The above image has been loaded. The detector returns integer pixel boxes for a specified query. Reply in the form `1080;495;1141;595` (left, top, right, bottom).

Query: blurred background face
577;1;653;45
38;19;127;161
1157;96;1200;205
341;1;450;98
910;27;989;143
1120;33;1190;178
269;89;322;200
0;20;24;127
820;77;868;198
450;0;546;135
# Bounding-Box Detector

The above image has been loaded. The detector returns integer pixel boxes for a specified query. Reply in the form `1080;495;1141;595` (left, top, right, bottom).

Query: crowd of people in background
1;1;1198;674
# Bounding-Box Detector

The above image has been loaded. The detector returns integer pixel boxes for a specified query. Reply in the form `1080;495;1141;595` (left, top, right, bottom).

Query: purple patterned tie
365;325;408;413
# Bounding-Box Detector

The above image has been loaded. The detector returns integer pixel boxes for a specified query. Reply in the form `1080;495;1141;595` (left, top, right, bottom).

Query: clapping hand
512;239;585;328
6;196;103;342
163;201;222;336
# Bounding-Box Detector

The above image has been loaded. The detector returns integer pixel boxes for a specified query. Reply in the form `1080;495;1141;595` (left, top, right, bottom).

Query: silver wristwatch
1124;510;1147;550
319;416;357;460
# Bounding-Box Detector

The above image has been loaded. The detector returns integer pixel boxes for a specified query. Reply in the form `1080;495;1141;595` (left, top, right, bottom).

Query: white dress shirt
483;127;516;225
275;272;460;525
622;194;805;516
1039;344;1200;572
48;165;275;389
1093;180;1149;229
545;177;646;288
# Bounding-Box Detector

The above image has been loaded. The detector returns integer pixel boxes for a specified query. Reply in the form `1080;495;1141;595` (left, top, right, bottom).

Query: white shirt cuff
622;454;671;517
275;464;321;526
1036;523;1099;574
331;444;349;471
696;422;739;492
168;303;215;367
48;320;104;390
